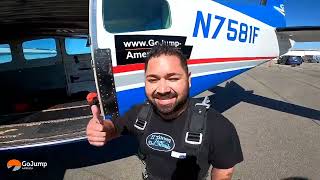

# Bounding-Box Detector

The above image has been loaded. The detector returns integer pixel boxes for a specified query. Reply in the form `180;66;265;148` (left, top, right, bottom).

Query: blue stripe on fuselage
112;67;251;117
213;0;286;27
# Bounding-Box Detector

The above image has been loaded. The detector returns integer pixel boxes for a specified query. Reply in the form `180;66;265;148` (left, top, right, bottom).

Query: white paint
93;0;279;63
283;50;320;56
115;64;258;92
91;0;280;93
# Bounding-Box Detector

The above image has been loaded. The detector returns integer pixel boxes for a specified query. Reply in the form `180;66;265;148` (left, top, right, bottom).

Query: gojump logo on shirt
7;159;47;171
146;133;175;152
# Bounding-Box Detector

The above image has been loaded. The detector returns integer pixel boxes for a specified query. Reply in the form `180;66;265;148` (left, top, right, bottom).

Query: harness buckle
185;132;203;145
134;118;147;130
195;96;210;109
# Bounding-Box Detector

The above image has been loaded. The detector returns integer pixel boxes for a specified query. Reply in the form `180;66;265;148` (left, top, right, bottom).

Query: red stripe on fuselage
112;57;274;74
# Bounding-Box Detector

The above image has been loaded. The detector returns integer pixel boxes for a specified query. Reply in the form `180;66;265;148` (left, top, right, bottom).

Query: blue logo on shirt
146;133;175;152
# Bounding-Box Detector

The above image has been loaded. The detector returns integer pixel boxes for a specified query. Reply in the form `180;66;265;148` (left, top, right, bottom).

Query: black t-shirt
113;100;243;179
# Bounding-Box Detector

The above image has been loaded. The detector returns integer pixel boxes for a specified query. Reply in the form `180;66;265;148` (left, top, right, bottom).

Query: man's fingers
87;130;107;137
91;105;103;124
87;136;107;143
91;105;101;118
88;141;105;147
86;105;114;148
89;122;104;131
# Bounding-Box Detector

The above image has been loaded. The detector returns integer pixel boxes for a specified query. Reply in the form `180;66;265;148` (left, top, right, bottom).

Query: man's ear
188;72;191;88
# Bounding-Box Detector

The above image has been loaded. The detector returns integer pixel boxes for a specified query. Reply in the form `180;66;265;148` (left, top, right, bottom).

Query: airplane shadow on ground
206;81;320;122
1;81;319;180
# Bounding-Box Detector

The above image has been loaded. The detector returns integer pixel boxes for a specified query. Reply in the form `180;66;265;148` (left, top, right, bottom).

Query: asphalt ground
1;61;319;180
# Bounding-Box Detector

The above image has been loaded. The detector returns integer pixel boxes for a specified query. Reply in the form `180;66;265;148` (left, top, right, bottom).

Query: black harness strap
183;97;210;180
185;104;207;145
135;97;211;180
134;102;152;131
184;97;210;146
135;102;153;163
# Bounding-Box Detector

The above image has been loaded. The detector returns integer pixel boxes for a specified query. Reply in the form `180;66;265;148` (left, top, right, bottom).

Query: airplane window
65;38;90;55
103;0;171;33
0;44;12;64
22;38;57;60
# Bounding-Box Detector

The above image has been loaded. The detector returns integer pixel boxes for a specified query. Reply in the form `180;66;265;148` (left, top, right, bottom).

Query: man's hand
86;105;116;146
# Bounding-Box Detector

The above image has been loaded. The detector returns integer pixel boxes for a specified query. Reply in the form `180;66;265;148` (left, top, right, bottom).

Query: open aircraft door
60;37;96;96
0;0;94;150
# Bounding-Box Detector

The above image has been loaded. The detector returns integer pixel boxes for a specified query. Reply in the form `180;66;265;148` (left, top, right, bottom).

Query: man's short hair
144;45;189;74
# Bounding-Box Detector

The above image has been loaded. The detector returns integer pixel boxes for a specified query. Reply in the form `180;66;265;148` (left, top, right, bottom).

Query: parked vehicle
287;56;303;66
277;56;303;66
312;55;320;63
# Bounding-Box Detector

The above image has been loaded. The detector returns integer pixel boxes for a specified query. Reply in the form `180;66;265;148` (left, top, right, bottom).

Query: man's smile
155;97;176;106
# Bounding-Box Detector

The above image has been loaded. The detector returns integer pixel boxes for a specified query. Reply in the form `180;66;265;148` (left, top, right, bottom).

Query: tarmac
1;61;320;180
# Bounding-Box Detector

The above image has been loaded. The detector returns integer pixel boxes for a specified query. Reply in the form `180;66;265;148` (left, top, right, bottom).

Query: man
86;45;243;180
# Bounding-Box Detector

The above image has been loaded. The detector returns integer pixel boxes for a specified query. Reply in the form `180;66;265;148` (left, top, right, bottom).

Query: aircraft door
60;37;96;96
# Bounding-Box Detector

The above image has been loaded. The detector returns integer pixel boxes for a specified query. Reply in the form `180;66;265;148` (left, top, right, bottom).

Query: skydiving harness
134;97;211;180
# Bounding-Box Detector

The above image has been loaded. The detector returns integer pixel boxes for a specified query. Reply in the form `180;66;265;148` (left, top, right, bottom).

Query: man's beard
148;89;189;118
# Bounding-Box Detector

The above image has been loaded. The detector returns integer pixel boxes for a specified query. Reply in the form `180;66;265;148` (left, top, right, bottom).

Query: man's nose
157;79;170;94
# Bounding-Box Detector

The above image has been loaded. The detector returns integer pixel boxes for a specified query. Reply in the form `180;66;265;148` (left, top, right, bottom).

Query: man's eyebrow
146;74;159;78
146;73;182;78
165;73;182;78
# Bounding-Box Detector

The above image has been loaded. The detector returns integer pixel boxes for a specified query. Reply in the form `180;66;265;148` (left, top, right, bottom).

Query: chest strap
134;97;210;145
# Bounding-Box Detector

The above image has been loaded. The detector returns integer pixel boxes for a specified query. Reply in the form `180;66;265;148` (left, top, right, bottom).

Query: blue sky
285;0;320;50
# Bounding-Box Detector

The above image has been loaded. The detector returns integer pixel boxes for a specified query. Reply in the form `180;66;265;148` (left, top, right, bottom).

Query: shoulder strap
184;97;211;180
185;96;210;145
135;102;153;162
134;101;152;131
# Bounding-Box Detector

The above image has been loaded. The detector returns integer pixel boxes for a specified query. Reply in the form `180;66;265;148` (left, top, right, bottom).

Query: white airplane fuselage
90;0;286;115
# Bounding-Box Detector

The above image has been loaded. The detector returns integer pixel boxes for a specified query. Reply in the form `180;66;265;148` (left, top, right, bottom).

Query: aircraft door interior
0;36;96;150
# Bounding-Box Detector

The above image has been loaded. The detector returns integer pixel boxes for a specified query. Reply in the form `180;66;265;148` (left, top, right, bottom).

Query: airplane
0;0;319;151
